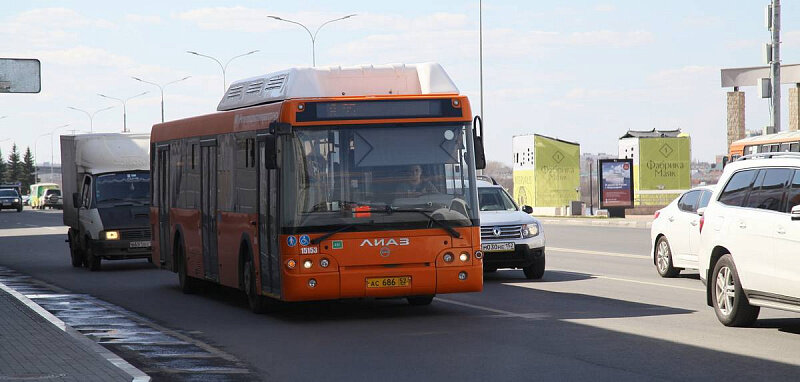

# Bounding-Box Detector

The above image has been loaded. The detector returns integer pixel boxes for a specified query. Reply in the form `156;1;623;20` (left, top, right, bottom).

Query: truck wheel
177;239;201;294
523;256;545;280
69;232;84;268
86;245;101;271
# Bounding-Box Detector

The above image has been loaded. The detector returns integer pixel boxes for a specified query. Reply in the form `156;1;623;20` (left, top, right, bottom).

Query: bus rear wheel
407;295;434;306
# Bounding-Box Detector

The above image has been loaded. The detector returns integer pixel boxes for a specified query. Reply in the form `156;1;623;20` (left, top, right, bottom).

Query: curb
540;219;652;229
0;281;151;382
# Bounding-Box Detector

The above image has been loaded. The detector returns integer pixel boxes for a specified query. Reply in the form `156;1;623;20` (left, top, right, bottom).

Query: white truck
61;133;152;271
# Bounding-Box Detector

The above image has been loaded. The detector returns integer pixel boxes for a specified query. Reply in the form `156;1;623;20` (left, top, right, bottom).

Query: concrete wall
790;87;799;132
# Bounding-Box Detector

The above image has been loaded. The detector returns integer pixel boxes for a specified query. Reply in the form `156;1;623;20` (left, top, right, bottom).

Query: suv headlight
104;230;120;240
13;199;19;203
521;223;539;238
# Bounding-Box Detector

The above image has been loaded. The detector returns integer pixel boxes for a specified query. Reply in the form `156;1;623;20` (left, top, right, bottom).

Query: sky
1;0;799;165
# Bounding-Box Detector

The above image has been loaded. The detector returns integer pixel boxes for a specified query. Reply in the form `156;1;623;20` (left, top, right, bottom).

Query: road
1;209;800;381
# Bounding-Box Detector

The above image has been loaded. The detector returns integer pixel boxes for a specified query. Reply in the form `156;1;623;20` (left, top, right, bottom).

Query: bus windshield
95;172;150;207
281;124;479;233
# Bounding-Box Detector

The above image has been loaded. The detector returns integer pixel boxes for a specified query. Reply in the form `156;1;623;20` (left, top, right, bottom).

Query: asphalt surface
2;208;800;381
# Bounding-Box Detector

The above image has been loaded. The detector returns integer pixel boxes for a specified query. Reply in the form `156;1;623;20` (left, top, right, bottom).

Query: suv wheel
523;256;545;280
712;254;760;327
655;237;680;278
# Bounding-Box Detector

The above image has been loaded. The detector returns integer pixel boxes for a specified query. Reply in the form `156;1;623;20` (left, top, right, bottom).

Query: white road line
505;268;705;292
549;247;649;260
436;297;548;319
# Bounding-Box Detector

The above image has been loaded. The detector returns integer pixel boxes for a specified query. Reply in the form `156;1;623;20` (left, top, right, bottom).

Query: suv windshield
95;172;150;207
46;190;61;197
0;189;18;197
478;187;518;211
281;124;479;233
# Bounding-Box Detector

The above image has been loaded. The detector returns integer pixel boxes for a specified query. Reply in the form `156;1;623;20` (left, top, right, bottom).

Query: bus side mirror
264;135;278;170
722;156;729;168
473;135;486;170
72;193;80;208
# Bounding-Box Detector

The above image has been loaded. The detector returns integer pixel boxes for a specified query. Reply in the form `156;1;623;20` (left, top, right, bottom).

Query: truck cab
61;133;152;271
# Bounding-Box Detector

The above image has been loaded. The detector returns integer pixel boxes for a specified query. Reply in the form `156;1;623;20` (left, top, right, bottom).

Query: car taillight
654;210;661;219
699;215;705;233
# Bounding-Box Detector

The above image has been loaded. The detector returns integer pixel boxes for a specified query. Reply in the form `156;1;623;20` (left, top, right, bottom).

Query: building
618;129;691;206
512;134;580;215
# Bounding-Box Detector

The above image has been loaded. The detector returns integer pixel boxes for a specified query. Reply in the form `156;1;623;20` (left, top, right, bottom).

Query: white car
477;178;546;279
698;153;800;326
650;186;713;277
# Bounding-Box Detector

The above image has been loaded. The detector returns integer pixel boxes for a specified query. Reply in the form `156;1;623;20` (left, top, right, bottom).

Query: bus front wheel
243;256;273;314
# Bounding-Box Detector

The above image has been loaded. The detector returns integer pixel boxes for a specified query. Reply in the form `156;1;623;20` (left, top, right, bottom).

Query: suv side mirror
72;193;80;208
697;207;706;217
792;205;800;221
522;205;533;214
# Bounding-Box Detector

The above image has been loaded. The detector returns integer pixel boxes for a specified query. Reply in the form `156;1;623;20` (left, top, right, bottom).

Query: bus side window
781;143;792;152
791;143;800;152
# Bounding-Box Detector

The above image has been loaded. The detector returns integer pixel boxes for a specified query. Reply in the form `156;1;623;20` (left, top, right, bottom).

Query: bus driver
395;164;438;198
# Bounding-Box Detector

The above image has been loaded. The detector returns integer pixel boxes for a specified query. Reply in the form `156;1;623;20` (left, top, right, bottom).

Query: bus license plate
481;242;515;252
366;276;411;288
130;240;151;248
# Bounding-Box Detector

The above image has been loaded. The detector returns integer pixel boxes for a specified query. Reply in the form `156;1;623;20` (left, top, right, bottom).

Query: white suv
698;153;800;326
477;178;546;279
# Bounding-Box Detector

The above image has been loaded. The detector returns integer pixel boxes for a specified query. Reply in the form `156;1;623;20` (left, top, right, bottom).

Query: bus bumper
280;262;483;302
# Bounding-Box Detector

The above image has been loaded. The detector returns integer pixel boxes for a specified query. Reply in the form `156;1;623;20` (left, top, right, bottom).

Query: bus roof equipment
217;63;460;112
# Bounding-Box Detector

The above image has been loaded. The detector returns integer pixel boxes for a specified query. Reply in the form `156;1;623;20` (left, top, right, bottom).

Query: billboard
599;159;634;209
513;135;580;207
635;137;691;206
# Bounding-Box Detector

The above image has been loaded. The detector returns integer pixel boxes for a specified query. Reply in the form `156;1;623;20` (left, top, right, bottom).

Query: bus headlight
459;252;469;262
286;259;297;269
320;259;329;268
104;230;120;240
303;260;313;269
443;252;454;263
521;223;539;238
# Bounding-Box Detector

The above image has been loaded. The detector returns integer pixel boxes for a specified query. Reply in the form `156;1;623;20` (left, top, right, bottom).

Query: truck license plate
130;240;151;248
366;276;411;288
481;242;515;252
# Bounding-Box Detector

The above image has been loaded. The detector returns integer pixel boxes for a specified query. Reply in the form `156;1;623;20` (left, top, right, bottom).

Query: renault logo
492;227;502;237
379;246;391;257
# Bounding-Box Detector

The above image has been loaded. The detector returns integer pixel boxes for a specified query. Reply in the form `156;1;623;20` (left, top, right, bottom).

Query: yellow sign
513;135;580;207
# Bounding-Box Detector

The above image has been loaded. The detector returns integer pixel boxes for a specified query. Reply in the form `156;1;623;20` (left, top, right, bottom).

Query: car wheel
243;256;274;313
655;237;680;278
712;254;760;327
177;240;200;294
523;256;545;280
16;206;22;212
407;295;435;306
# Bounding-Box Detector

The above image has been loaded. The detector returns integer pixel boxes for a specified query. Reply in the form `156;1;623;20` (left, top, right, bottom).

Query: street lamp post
98;92;149;133
67;106;114;133
267;14;356;67
186;50;258;93
49;124;70;178
131;76;191;123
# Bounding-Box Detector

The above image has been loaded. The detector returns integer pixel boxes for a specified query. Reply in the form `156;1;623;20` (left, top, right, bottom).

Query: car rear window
718;169;758;207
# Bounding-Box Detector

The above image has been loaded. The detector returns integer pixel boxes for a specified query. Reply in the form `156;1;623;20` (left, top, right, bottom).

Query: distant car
0;189;23;212
477;177;546;279
650;186;714;277
699;153;800;327
44;189;63;209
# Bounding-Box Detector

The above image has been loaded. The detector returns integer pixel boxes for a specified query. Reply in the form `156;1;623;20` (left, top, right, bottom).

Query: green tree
22;146;35;192
6;144;22;185
0;148;6;184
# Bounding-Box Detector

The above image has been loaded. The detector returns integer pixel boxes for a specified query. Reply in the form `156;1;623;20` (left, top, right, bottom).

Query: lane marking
436;297;548;319
505;268;705;292
549;247;649;260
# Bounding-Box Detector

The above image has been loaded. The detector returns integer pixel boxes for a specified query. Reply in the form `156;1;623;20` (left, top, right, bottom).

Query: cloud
125;14;162;24
566;30;654;47
594;4;616;12
0;8;115;50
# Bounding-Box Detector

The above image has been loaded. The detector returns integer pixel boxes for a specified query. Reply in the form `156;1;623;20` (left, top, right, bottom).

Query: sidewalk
539;215;654;229
0;282;147;382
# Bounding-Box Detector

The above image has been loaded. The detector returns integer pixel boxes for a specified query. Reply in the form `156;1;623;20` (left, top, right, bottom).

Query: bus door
157;145;171;269
257;136;280;295
200;139;219;282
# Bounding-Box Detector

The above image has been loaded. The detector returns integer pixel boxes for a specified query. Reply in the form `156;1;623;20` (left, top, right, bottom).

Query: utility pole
771;0;781;131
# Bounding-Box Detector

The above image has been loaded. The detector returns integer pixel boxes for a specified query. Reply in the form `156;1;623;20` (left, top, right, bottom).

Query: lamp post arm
313;15;356;41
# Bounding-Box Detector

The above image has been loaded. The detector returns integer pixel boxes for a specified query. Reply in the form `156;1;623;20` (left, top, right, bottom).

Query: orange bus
150;63;486;312
729;130;800;161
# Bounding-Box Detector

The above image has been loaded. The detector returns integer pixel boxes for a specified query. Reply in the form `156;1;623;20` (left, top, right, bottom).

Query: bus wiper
310;224;359;245
383;207;461;239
